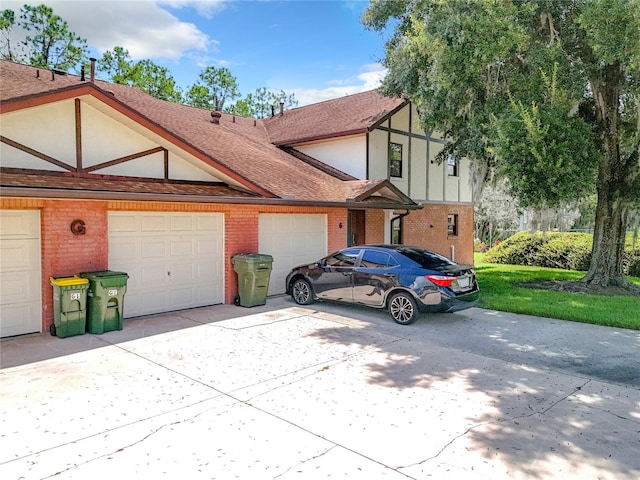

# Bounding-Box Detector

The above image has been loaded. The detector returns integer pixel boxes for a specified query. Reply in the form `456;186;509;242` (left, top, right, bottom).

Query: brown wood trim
164;149;169;179
75;98;82;171
83;146;165;173
0;135;74;171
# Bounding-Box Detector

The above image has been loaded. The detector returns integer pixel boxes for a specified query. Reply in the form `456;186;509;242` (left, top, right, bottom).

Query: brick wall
402;203;474;265
365;210;385;244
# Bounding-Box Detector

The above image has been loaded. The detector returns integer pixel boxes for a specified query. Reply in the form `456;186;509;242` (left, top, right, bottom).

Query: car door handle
384;274;395;278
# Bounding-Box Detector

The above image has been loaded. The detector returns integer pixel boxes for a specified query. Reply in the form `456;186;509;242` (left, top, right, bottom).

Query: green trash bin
50;276;89;338
80;270;129;334
231;253;273;307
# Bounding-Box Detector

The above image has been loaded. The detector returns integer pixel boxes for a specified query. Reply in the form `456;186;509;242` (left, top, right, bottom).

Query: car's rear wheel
388;292;418;325
291;278;314;305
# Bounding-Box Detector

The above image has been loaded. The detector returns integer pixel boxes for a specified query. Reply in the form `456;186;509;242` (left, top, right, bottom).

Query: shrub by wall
483;231;545;266
483;231;640;275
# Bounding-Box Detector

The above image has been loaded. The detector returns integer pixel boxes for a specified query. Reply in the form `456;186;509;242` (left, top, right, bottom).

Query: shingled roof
263;89;406;146
0;61;416;209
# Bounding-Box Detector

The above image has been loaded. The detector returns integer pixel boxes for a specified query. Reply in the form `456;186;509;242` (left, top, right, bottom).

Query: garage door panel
197;215;220;231
197;238;219;255
109;238;139;260
170;238;195;256
0;211;40;239
108;214;137;233
259;214;327;296
141;215;168;232
0;239;39;271
0;270;38;302
170;215;194;231
109;212;223;318
0;210;41;337
139;263;169;285
141;239;168;258
0;303;41;337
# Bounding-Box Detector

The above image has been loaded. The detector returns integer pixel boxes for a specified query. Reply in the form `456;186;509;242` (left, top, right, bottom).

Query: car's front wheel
388;292;418;325
291;278;314;305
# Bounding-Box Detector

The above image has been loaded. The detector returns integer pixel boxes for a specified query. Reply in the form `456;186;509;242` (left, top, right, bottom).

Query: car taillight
426;274;455;287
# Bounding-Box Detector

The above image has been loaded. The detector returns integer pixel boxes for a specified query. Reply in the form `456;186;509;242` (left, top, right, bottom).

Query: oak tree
364;0;640;288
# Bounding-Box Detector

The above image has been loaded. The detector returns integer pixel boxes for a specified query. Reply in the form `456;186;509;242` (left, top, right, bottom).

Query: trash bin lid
80;270;129;280
50;275;89;286
231;253;273;264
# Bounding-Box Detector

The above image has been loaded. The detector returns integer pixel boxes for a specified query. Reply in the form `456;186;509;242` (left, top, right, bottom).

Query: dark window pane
360;250;397;268
389;142;402;178
447;214;458;236
397;246;455;269
326;249;360;267
447;154;458;177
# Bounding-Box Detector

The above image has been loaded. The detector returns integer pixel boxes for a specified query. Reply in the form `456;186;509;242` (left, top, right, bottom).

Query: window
397;246;456;269
447;214;458;236
389;142;403;178
447;154;458;177
324;249;360;267
391;215;402;244
360;250;398;269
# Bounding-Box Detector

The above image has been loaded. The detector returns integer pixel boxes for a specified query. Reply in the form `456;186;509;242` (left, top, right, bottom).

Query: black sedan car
285;245;479;325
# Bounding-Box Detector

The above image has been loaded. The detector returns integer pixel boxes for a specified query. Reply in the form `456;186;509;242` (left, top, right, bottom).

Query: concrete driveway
1;296;639;479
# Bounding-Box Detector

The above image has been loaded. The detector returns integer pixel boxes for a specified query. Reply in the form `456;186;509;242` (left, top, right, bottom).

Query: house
263;90;474;260
0;60;472;338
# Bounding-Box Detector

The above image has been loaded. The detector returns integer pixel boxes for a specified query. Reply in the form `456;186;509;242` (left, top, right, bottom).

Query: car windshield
397;246;456;270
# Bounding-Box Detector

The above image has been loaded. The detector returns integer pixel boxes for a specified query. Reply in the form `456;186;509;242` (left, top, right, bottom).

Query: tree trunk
581;66;631;288
582;190;629;287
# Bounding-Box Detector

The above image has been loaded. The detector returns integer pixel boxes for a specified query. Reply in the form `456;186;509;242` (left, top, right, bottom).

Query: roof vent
90;57;96;82
211;111;222;124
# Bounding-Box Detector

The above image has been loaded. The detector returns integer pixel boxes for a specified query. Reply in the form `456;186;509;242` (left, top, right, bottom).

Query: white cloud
293;63;387;106
159;0;227;19
3;0;212;60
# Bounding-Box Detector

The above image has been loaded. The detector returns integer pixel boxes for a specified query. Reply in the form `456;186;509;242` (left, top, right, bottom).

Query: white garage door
0;210;42;337
108;212;224;318
259;214;327;295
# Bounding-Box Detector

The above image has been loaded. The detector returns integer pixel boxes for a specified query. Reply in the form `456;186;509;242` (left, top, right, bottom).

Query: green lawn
473;253;640;329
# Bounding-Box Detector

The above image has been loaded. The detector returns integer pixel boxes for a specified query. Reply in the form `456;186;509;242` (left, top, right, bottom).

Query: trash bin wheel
234;295;241;306
49;324;57;336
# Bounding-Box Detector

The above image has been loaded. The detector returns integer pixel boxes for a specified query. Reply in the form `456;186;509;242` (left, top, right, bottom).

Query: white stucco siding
0;102;76;168
297;136;366;179
368;128;389;180
428;141;445;201
81;102;159;169
445;176;460;202
410;138;428;200
459;157;473;202
390;104;410;131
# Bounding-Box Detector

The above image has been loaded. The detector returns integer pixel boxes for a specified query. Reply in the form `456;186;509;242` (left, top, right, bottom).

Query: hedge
483;231;640;276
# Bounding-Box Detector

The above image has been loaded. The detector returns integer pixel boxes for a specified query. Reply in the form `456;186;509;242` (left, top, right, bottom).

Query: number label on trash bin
108;289;118;297
70;292;81;300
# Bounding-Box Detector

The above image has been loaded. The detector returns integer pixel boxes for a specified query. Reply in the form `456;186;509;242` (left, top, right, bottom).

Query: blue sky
4;0;391;105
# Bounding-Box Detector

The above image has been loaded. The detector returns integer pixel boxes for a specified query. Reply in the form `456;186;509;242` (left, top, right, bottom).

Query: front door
347;210;366;247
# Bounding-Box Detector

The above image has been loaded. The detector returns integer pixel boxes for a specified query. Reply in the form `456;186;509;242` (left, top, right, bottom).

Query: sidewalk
1;297;639;479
